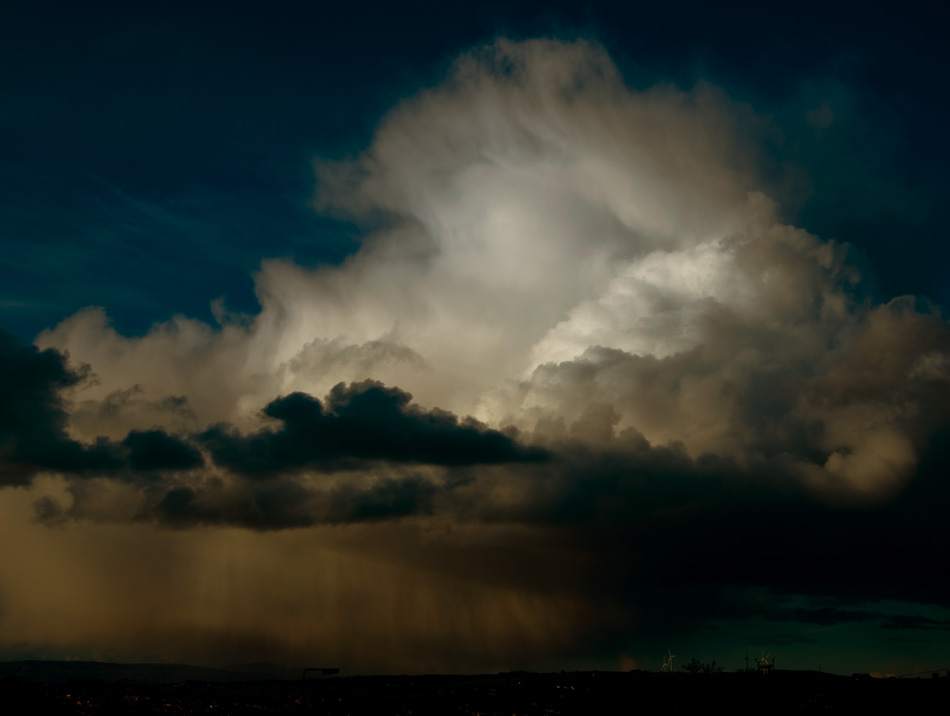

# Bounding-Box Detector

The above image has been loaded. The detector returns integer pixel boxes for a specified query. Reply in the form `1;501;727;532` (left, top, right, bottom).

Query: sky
1;1;949;676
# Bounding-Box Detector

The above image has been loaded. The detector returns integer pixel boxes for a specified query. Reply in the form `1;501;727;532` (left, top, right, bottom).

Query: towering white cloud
36;38;950;500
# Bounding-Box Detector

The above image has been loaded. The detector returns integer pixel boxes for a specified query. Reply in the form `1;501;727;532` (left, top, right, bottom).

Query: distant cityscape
2;661;948;714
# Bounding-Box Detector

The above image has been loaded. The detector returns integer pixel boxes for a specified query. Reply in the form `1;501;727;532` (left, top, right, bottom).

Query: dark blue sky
2;1;947;339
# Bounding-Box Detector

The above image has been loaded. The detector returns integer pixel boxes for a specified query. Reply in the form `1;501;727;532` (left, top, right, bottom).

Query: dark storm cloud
8;325;536;488
135;379;544;528
0;329;122;484
496;427;950;638
325;475;441;523
0;329;541;529
149;481;318;531
122;430;204;472
145;474;445;531
282;414;935;656
199;380;547;476
0;330;200;483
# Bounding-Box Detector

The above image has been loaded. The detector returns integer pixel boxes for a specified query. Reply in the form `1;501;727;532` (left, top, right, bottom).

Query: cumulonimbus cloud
26;37;950;512
4;37;950;673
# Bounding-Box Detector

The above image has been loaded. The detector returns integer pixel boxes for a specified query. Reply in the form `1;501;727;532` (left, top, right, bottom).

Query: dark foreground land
1;664;947;715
